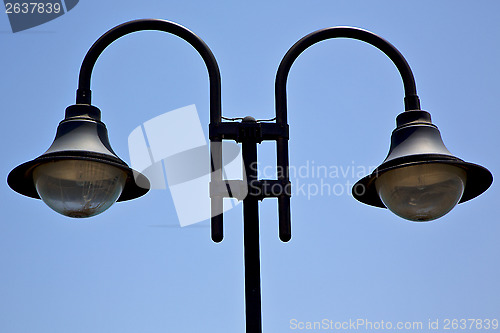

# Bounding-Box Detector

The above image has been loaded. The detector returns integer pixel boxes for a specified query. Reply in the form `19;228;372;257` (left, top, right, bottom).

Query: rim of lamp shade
8;150;150;202
352;153;493;208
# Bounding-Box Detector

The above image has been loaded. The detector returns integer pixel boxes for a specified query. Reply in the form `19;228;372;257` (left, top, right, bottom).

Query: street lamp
274;27;492;223
7;19;493;333
12;103;150;218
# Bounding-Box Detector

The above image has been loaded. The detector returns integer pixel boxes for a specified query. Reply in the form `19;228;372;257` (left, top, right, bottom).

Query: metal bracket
209;122;289;142
210;180;248;201
210;179;291;201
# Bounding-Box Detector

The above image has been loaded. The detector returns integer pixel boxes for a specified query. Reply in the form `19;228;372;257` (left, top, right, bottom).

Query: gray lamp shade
8;104;149;203
353;110;492;210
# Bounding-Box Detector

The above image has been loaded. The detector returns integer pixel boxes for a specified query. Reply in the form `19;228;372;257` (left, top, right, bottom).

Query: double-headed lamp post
8;19;492;333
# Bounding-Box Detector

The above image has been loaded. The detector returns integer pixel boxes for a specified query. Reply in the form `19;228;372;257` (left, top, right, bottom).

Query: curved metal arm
76;19;222;124
273;26;422;242
75;19;224;242
275;26;421;125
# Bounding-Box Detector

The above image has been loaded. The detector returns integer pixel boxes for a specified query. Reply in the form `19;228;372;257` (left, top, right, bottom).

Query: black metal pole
72;19;267;332
241;118;262;333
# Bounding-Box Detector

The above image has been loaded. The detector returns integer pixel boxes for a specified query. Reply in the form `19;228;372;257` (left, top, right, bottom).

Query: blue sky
1;1;500;332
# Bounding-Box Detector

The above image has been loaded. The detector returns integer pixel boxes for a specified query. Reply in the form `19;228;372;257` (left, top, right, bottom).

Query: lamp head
353;110;492;221
8;104;149;217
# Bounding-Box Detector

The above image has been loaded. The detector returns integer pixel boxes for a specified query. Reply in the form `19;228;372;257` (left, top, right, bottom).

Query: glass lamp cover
375;163;467;221
33;160;127;218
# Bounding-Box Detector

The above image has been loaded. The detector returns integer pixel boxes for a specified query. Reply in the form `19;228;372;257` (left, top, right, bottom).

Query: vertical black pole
241;119;262;333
